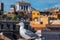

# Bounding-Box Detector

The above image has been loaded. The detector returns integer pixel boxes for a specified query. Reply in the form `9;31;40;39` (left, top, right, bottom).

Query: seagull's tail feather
31;35;39;39
35;36;43;39
30;36;43;40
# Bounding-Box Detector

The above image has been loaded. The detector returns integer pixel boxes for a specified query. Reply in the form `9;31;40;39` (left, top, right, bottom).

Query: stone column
28;6;31;13
19;5;21;11
25;6;26;10
16;4;19;11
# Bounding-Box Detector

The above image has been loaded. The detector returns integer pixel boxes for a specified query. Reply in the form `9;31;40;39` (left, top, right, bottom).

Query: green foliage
11;13;22;20
2;12;23;20
2;14;7;18
11;14;19;20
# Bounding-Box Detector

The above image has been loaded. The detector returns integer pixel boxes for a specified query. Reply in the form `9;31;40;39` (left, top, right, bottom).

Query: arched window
24;6;25;10
21;5;23;10
26;6;28;10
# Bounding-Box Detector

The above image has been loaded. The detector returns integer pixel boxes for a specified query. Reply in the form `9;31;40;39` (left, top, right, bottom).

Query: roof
40;11;52;15
46;24;60;28
43;7;59;12
15;1;30;5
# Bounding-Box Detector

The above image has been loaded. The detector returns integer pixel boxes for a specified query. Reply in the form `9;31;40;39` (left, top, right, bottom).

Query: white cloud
54;4;60;8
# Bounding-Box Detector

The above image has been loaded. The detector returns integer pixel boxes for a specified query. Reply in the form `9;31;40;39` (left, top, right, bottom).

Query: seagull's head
16;22;24;27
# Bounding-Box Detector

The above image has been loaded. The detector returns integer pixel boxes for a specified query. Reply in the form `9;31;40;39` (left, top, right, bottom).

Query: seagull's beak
16;24;20;26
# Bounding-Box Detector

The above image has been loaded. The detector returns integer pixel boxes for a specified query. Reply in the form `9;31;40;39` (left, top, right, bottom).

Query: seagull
16;21;39;40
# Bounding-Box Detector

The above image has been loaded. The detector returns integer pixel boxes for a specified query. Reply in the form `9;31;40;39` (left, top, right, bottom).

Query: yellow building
31;10;49;24
30;10;47;30
53;15;58;18
32;10;40;20
30;9;60;31
40;15;48;24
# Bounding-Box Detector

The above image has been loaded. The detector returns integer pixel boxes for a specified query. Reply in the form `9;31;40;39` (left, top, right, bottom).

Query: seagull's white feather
20;26;31;39
19;22;38;39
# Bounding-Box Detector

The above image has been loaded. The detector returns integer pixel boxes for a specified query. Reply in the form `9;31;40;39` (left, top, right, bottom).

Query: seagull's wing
25;30;38;38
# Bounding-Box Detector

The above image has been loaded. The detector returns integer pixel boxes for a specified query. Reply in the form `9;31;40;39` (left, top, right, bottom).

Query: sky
0;0;60;11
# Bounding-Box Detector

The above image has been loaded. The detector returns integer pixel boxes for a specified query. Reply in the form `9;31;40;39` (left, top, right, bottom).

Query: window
21;6;23;9
40;22;43;24
49;17;57;20
24;6;25;10
21;5;23;10
43;14;45;16
33;13;35;15
37;13;39;15
58;14;60;19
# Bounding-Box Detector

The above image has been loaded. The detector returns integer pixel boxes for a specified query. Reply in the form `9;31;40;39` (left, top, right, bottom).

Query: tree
11;14;19;20
2;14;7;19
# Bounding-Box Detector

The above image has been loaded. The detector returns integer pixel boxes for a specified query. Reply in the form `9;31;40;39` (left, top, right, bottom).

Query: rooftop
15;1;30;5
